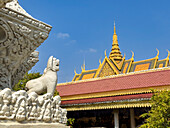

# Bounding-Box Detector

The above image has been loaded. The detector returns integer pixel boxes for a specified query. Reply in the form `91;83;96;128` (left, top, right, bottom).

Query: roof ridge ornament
104;49;107;58
74;69;77;75
156;48;159;59
81;60;86;72
131;51;134;61
166;50;170;60
99;57;102;65
123;53;126;59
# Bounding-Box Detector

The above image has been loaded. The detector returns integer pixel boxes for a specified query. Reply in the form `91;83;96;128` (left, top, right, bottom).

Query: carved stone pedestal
0;122;69;128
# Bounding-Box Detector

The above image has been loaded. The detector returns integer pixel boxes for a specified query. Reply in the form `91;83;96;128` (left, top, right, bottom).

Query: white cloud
65;40;76;46
79;48;97;53
56;32;70;39
89;48;97;53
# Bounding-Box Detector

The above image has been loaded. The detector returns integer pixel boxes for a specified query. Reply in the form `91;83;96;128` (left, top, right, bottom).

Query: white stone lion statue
26;56;59;95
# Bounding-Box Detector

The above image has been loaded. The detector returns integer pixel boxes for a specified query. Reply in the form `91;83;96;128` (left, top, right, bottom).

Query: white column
114;110;119;128
130;108;136;128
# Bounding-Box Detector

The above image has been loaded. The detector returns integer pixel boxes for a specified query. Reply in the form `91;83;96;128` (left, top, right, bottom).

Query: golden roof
69;24;170;82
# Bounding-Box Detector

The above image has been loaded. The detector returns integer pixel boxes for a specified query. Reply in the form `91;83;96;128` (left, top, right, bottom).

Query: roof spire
109;21;123;61
114;20;116;34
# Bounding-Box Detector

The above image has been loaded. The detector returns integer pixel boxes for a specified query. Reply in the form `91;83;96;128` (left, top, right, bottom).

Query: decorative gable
98;61;115;77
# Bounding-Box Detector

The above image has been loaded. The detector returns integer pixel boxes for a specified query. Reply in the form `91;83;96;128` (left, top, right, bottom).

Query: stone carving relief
11;51;39;86
0;0;12;8
5;0;33;18
0;3;51;89
0;88;67;124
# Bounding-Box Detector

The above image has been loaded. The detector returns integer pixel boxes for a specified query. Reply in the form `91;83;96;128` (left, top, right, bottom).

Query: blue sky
19;0;170;83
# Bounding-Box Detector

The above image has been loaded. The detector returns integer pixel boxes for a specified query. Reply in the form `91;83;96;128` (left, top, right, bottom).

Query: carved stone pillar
130;108;136;128
0;0;52;89
114;110;119;128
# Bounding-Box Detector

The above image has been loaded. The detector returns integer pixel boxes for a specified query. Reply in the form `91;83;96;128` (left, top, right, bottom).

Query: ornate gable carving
98;62;115;77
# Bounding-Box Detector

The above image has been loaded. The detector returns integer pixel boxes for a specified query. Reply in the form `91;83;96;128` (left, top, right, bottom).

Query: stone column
114;110;119;128
130;108;135;128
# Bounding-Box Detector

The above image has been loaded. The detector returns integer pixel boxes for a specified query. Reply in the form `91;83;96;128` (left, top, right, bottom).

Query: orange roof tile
57;69;170;97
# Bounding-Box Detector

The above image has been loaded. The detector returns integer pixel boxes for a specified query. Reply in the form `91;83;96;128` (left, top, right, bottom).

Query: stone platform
0;122;69;128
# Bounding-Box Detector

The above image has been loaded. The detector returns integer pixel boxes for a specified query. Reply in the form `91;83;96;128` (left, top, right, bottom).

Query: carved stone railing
0;88;67;124
0;0;52;89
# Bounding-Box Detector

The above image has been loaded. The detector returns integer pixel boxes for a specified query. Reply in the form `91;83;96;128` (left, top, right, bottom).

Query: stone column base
0;122;69;128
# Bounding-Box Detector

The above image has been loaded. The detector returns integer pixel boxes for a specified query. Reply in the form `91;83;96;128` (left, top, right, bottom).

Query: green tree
140;90;170;128
13;72;42;91
13;72;59;96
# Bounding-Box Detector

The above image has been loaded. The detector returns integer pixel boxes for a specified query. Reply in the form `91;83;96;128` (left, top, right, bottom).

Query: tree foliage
13;72;42;91
140;90;170;128
13;72;59;96
67;118;75;128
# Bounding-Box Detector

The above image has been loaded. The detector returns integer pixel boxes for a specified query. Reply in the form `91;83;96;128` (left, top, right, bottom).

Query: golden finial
99;57;102;65
131;51;134;60
81;66;84;72
123;53;126;59
156;48;159;59
114;20;116;35
166;50;170;59
74;69;77;75
104;50;107;58
84;59;85;70
81;60;85;71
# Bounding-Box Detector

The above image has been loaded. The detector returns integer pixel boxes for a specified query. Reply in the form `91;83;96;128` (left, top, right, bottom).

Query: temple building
57;24;170;128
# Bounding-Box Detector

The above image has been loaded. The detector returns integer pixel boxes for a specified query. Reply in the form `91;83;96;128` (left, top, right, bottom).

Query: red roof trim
61;93;153;105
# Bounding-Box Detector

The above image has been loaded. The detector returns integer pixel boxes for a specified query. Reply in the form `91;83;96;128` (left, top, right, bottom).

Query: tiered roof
57;24;170;111
69;24;170;82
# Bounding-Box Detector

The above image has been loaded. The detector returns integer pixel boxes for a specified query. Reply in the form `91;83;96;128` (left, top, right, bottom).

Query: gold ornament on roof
99;57;102;65
81;60;86;71
166;50;170;59
109;21;123;61
74;69;77;75
104;50;107;58
156;48;159;59
131;51;134;61
124;53;126;59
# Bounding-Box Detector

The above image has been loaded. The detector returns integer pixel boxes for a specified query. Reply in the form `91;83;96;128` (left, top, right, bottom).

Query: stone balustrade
0;88;67;124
